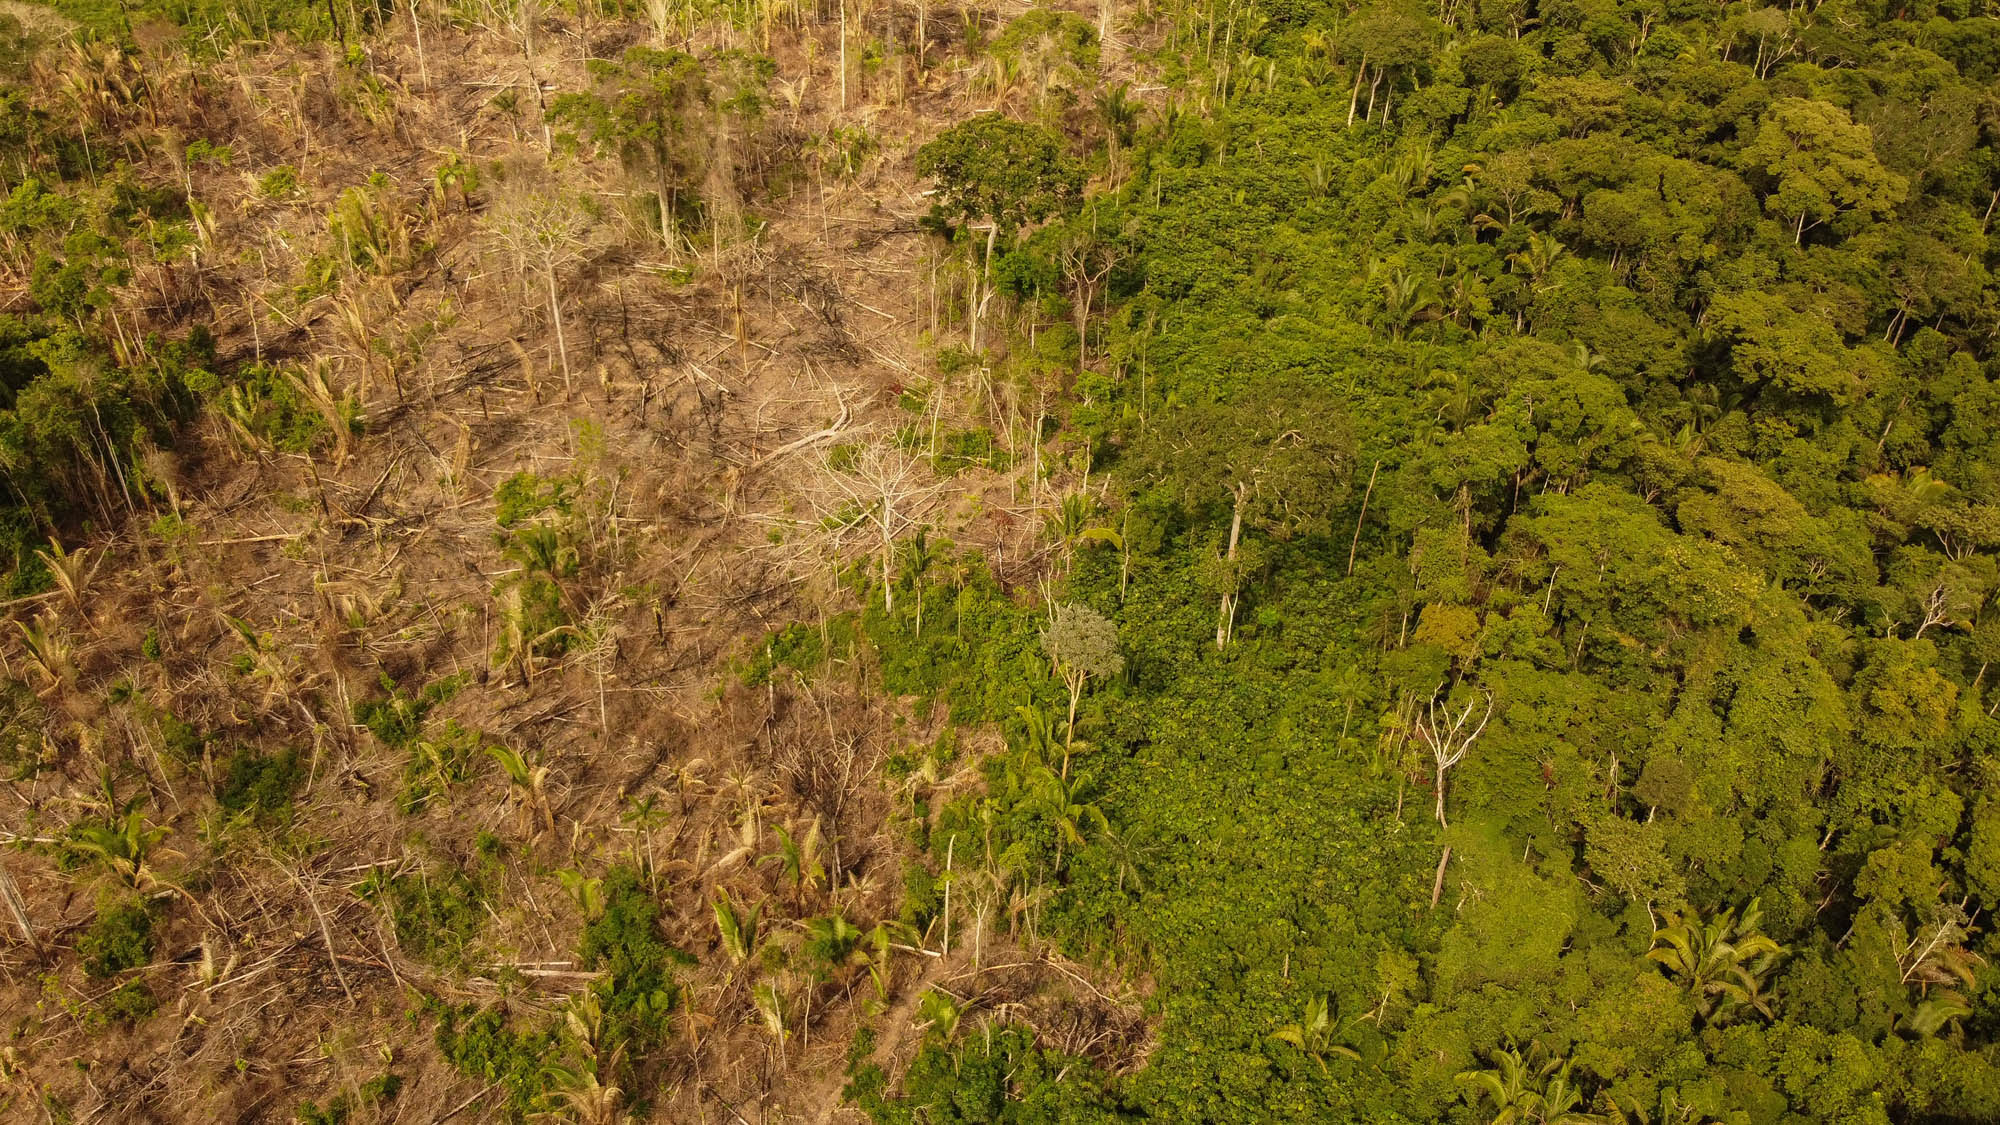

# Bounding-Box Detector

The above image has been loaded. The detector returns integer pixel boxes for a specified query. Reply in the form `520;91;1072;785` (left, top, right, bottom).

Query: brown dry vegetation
0;3;1155;1120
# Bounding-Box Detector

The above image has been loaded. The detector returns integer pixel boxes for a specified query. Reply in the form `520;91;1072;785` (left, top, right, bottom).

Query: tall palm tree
1095;82;1142;185
752;979;790;1063
1506;231;1567;331
1378;269;1438;341
861;919;916;998
917;987;964;1039
800;912;864;976
1646;898;1784;1024
1457;1041;1603;1124
557;869;607;922
898;529;939;637
34;541;95;611
1028;765;1108;868
1095;821;1153;895
16;614;73;694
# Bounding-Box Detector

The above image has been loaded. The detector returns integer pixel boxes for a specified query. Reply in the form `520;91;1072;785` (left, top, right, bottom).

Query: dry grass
0;1;1164;1120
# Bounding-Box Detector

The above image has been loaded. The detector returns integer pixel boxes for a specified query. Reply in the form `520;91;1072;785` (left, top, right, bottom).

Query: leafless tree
1914;581;1954;640
486;184;592;396
1056;223;1118;373
812;438;942;615
1412;684;1494;829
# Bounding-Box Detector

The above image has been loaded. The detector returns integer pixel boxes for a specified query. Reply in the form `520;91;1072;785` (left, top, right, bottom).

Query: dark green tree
915;114;1082;350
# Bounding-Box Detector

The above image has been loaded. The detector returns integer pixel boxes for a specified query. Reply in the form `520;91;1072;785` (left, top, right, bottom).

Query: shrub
295;1071;399;1124
157;709;205;764
492;471;574;528
357;861;487;971
93;979;157;1026
578;866;692;1056
217;363;327;453
430;1000;559;1118
0;678;45;779
80;895;154;978
214;746;302;819
354;673;462;748
399;719;482;813
258;165;299;199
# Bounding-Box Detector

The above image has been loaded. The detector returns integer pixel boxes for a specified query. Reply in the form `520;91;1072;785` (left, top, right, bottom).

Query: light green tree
915;114;1082;350
1740;98;1907;244
1041;601;1122;765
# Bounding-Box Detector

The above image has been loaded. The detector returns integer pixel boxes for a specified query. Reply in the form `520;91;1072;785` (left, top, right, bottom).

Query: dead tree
1412;684;1494;829
486;185;591;397
814;438;941;615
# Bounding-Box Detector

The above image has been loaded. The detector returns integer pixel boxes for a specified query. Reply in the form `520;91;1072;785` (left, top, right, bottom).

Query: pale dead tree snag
1412;684;1494;829
1055;219;1119;373
576;595;626;737
812;438;942;616
1913;580;1953;640
280;861;354;1005
1217;478;1247;649
0;864;38;954
485;183;592;398
746;381;852;472
1897;903;1980;1010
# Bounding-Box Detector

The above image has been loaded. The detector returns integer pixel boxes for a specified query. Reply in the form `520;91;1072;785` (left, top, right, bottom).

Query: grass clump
430;1000;561;1119
92;979;158;1027
0;679;47;779
294;1072;401;1124
399;718;483;813
353;673;463;748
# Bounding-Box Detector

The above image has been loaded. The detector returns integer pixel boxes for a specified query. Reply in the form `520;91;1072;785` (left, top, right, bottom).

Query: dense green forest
1;0;1998;1117
857;0;2000;1119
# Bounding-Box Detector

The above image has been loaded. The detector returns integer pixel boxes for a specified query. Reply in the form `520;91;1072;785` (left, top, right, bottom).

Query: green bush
577;866;692;1056
739;617;860;687
846;1025;1124;1124
294;1071;399;1125
214;746;302;819
79;895;154;978
217;363;327;453
92;979;157;1026
492;471;574;528
399;719;482;813
0;678;45;779
257;165;299;199
353;673;462;748
430;1000;559;1119
357;861;487;972
157;709;205;764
